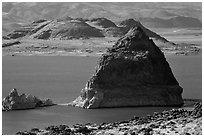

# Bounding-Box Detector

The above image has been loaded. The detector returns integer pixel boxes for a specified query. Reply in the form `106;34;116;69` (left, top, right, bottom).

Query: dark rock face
2;88;55;111
6;29;29;39
69;26;183;108
2;40;21;47
34;30;52;39
32;19;47;24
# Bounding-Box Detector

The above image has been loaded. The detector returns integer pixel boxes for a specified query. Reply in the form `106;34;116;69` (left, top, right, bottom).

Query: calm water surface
2;55;202;134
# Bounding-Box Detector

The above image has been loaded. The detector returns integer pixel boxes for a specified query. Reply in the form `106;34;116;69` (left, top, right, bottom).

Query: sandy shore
16;100;202;135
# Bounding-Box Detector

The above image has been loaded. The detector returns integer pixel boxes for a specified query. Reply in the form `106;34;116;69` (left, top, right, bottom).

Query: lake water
2;55;202;134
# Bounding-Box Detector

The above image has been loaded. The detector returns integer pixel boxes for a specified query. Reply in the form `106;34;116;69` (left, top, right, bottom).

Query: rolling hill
4;17;173;48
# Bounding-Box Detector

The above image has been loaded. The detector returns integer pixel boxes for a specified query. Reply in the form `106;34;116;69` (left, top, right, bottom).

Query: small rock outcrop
2;88;55;111
69;26;183;109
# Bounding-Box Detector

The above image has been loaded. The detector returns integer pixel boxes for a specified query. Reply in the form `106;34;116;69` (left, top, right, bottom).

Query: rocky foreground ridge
69;26;183;109
16;102;202;135
2;89;55;111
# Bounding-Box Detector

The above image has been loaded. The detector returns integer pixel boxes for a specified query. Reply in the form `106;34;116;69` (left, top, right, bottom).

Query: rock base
70;85;183;109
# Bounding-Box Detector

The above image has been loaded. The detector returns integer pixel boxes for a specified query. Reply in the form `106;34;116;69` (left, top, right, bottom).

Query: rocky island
69;26;184;109
2;88;55;111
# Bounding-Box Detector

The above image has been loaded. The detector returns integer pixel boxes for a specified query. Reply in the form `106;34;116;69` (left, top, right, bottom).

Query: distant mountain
2;2;14;12
146;9;178;19
2;2;202;34
140;16;202;28
2;12;28;34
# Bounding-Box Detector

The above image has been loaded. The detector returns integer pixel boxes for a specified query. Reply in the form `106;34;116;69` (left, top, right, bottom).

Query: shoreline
2;50;202;57
15;99;202;135
2;36;201;57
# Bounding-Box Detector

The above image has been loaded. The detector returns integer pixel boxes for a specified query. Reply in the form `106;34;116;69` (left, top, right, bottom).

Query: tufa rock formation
69;26;183;108
2;88;55;111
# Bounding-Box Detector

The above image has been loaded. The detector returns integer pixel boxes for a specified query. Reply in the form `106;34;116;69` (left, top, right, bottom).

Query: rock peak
125;26;145;37
126;25;145;35
110;26;156;54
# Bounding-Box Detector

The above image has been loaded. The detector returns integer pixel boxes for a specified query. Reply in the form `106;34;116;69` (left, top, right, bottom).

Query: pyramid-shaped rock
70;26;183;109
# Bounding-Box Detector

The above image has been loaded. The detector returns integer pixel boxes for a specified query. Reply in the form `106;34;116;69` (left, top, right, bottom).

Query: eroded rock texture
70;26;183;108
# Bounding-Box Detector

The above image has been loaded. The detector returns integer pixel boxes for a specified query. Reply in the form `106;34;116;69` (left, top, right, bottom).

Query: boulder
69;26;183;109
2;88;55;111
